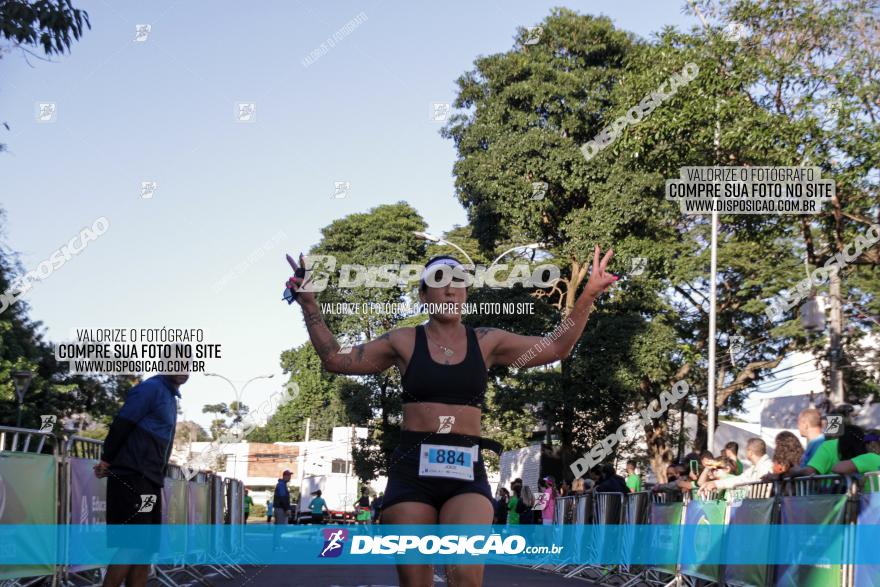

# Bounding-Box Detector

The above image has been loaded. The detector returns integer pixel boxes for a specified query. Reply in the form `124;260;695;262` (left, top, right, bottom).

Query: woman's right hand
285;252;317;309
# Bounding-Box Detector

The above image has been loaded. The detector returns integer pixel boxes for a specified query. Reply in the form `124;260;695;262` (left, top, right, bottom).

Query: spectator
724;441;744;475
273;470;292;526
587;468;602;488
371;492;384;523
508;484;521;525
696;456;736;488
243;489;253;524
699;450;715;469
560;479;571;497
797;408;826;466
571;478;586;495
355;487;371;524
494;487;509;524
593;463;630;493
771;431;804;475
788;424;866;477
517;483;536;524
702;438;773;492
625;460;641;493
833;429;880;474
94;371;188;587
266;498;274;523
538;476;557;525
652;464;685;496
308;489;330;524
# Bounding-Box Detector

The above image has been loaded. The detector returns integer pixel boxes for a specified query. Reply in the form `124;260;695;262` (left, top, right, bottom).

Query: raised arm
479;245;617;368
285;253;399;375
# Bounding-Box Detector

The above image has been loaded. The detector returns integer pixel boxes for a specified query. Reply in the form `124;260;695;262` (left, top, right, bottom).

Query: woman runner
284;245;615;587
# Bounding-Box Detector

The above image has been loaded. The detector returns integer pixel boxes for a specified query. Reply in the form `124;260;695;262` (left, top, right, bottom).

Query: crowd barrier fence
524;471;879;587
0;425;248;587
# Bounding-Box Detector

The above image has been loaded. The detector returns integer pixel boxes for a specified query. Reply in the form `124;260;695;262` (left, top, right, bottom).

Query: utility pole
346;424;355;516
297;417;311;512
829;270;844;405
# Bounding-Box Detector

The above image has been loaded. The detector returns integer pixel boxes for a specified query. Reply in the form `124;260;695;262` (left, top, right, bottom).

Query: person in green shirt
508;485;521;525
625;460;641;493
243;489;253;524
724;442;744;475
308;489;330;524
832;429;880;475
788;424;868;477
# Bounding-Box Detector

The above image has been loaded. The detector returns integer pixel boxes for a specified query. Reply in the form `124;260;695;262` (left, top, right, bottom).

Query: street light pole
412;232;476;266
487;243;547;271
204;372;275;424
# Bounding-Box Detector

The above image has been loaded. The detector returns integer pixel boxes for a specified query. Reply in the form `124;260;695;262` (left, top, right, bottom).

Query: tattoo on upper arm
475;327;496;340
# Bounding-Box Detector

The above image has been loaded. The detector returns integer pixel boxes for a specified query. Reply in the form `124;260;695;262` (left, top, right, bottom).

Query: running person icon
284;246;616;586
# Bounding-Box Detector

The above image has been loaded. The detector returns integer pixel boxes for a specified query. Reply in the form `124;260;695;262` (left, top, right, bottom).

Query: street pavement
195;564;603;586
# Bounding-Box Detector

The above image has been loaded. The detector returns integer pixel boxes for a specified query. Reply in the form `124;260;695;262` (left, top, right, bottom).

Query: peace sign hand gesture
284;253;317;309
583;245;616;299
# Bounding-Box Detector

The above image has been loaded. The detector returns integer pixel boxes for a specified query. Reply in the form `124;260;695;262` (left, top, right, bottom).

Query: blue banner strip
2;524;880;565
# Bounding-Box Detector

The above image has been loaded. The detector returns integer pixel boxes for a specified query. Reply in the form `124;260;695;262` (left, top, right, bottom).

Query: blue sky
1;0;698;431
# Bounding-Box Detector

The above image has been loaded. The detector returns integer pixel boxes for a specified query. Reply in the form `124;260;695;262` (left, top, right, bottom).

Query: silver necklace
425;325;459;357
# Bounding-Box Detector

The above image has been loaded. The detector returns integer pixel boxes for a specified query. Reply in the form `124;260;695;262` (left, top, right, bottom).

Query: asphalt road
191;564;604;586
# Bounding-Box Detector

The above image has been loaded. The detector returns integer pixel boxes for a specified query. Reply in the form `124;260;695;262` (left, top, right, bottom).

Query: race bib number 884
419;444;477;481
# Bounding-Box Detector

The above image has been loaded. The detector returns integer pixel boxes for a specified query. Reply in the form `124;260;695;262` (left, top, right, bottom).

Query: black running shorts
382;431;493;511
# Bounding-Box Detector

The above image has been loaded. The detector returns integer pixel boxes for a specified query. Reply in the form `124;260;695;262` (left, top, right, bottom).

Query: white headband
420;258;463;284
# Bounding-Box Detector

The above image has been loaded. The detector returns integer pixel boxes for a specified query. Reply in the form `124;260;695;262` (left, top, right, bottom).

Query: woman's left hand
584;245;616;298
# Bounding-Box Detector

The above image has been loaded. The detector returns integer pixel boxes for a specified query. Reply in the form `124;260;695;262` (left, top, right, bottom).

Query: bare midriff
402;402;482;436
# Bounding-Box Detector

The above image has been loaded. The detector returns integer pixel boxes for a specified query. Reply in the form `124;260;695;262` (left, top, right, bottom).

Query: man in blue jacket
94;372;188;587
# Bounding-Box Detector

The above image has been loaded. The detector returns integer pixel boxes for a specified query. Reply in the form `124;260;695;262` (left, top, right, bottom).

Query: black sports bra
401;325;488;408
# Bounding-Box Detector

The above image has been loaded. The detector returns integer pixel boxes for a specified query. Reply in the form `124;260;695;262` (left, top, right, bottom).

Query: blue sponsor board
1;524;880;565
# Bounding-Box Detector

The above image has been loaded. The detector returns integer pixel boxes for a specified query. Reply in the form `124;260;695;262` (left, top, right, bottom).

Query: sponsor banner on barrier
0;452;57;580
680;498;726;582
856;492;880;587
3;525;880;565
776;495;848;587
648;501;682;574
69;458;106;525
68;457;107;573
723;498;775;587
